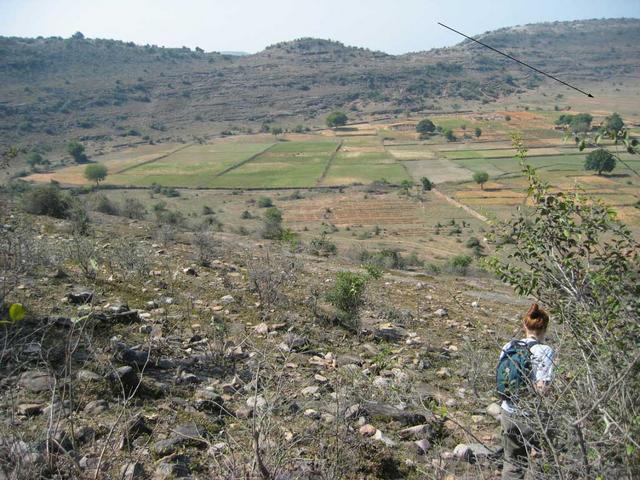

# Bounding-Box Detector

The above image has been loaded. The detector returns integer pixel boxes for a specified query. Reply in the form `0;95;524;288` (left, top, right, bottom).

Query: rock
398;423;439;441
183;267;198;276
434;308;448;317
67;291;93;304
486;402;502;420
414;439;431;455
109;310;140;324
107;366;140;396
373;323;408;342
283;333;308;351
359;424;376;437
146;300;159;310
121;462;145;480
177;371;200;384
154;460;190;479
471;301;480;308
373;429;396;447
4;439;43;466
18;370;54;392
153;438;180;457
246;395;266;411
43;400;72;417
453;443;492;463
84;399;109;415
362;402;426;427
253;322;269;335
116;347;149;368
301;386;319;396
220;295;234;304
108;302;129;314
303;409;320;420
436;367;451;379
77;369;102;382
17;403;43;416
373;377;390;388
194;389;224;414
119;416;152;450
344;404;362;420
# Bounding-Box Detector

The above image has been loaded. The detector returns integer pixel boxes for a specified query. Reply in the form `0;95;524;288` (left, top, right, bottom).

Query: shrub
309;233;337;256
121;198;146;219
261;207;283;239
420;177;433;191
67;140;88;163
22;184;71;218
257;197;273;208
444;254;472;275
91;194;119;215
326;271;367;323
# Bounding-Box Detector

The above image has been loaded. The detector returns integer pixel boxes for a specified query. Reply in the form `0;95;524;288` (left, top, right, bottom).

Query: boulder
363;402;426;427
18;371;54;392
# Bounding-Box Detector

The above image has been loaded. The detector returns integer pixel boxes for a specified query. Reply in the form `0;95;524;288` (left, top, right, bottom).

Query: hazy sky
1;0;639;54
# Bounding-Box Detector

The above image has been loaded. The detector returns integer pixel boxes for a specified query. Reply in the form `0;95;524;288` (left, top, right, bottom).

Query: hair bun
527;303;540;318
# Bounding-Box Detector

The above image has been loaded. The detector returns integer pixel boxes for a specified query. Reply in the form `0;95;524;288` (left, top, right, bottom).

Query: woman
498;303;556;480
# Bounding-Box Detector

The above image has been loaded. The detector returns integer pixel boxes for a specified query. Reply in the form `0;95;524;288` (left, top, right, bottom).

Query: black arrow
438;22;594;98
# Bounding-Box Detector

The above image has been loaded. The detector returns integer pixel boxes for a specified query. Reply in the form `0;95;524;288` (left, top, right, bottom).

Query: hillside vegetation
1;18;639;163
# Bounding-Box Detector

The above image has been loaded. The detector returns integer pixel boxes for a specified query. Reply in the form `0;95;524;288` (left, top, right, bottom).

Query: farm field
23;109;640;236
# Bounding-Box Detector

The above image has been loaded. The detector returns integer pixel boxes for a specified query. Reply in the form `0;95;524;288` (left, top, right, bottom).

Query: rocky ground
0;204;532;479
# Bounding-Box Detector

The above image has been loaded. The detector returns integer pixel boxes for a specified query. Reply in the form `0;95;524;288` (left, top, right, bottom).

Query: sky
0;0;639;54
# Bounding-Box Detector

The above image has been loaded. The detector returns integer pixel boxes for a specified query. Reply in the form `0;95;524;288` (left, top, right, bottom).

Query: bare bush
193;229;216;267
247;250;298;315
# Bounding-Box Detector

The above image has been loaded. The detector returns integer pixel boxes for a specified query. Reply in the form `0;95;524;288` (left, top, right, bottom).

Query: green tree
67;140;88;163
420;177;433;191
326;111;348;128
585;148;616;175
271;126;283;137
602;112;624;133
84;163;108;187
487;156;639;478
472;171;489;190
416;119;436;134
474;127;482;138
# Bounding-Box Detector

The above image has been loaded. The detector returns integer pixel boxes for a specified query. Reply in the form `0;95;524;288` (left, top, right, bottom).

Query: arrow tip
587;93;594;98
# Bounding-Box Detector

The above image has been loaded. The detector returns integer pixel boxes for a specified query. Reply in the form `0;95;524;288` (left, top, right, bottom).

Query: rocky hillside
1;18;639;162
0;196;530;479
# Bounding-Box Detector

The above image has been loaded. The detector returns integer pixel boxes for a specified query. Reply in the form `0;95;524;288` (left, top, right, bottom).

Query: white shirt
499;337;556;414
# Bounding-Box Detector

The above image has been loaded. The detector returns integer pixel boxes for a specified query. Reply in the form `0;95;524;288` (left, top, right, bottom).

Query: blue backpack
496;340;538;402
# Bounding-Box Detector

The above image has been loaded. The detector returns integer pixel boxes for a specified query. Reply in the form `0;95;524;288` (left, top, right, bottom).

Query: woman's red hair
524;303;549;331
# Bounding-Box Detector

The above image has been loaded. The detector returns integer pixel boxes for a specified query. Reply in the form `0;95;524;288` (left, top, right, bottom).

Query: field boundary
316;141;343;186
212;142;276;178
432;188;489;223
114;143;194;174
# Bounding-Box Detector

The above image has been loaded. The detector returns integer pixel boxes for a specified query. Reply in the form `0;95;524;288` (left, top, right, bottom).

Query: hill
1;18;639;166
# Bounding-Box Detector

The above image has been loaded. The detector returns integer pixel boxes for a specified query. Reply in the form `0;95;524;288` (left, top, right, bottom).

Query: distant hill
0;18;638;160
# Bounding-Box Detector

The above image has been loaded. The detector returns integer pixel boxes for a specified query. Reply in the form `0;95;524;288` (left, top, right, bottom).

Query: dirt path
432;188;489;223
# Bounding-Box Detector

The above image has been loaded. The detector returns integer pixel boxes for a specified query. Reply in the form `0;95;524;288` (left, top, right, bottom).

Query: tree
474;127;482;139
444;129;457;142
585;148;616;175
472;171;489;190
326;111;347;128
271;127;283;137
71;31;85;40
602;112;624;133
487;155;639;479
67;140;88;163
26;152;45;169
420;177;433;191
416;119;436;135
84;163;108;187
400;179;413;192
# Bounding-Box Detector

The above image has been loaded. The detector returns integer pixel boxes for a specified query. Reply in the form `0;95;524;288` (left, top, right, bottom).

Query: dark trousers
501;409;537;480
